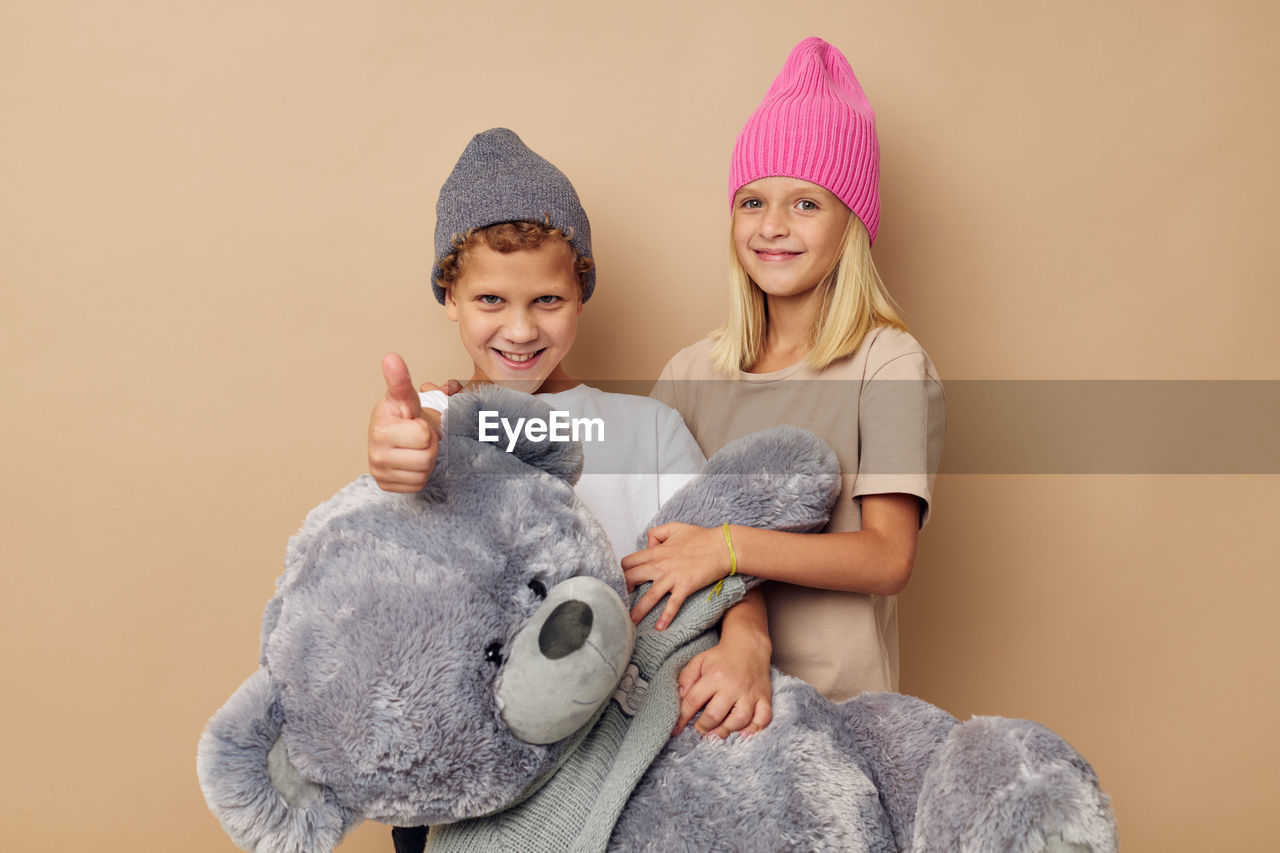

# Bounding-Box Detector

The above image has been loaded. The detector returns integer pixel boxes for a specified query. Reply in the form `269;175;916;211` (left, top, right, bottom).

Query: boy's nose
503;312;538;343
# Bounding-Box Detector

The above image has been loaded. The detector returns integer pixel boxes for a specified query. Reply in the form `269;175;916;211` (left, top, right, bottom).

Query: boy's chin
476;373;551;394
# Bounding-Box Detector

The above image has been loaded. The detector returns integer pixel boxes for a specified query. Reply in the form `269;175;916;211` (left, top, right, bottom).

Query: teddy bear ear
441;386;584;485
640;425;842;546
198;669;360;853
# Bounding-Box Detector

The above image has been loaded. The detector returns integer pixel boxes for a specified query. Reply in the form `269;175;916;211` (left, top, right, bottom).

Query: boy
367;127;705;581
373;130;774;852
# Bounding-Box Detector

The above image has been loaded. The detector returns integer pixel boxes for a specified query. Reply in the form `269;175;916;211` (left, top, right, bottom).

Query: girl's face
731;177;851;302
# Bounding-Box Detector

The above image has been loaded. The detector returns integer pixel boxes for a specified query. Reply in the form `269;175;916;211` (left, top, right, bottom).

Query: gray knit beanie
431;128;595;304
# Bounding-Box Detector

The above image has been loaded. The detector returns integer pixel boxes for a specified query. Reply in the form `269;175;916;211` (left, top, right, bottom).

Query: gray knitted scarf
425;577;748;852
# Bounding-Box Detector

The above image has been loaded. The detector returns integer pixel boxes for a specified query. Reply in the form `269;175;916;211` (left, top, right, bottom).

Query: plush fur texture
199;386;1117;853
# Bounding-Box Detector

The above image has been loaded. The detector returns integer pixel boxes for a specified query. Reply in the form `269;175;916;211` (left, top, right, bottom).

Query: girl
623;37;945;740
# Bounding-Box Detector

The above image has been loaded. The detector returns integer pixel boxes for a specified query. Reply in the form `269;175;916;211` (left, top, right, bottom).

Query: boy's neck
531;376;581;394
466;370;580;395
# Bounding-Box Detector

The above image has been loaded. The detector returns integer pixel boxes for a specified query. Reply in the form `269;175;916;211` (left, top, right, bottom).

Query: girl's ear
198;669;359;853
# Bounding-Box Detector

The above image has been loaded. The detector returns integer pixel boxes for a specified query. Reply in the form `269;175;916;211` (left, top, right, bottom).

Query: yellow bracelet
708;523;738;599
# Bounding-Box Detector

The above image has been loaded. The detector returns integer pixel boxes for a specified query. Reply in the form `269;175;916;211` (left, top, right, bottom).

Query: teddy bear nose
538;600;594;660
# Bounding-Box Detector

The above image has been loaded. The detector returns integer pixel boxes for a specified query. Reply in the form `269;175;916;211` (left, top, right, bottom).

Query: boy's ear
198;669;359;853
443;286;459;321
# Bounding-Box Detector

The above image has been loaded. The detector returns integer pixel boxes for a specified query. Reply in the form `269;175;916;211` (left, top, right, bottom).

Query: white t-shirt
421;384;706;560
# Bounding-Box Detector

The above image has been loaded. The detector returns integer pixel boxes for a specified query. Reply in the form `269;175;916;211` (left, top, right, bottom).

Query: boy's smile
445;239;583;394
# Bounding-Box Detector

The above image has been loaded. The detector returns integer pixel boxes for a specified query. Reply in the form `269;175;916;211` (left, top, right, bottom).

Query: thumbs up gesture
368;354;455;492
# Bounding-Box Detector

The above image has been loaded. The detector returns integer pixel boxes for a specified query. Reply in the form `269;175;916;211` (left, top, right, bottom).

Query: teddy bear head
198;388;639;850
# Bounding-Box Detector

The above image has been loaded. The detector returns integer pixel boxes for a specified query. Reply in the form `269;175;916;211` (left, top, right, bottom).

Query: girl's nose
760;209;789;238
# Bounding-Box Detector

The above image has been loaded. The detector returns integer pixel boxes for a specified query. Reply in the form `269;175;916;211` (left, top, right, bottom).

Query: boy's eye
478;294;502;305
534;295;561;305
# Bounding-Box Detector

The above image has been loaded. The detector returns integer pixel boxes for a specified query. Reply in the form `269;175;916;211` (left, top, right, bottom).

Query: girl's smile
754;249;803;261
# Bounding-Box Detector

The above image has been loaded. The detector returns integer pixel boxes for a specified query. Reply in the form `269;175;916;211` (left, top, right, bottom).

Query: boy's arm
672;587;773;738
368;354;452;493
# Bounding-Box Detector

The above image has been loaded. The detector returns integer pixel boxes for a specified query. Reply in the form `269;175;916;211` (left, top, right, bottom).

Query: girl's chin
754;281;821;301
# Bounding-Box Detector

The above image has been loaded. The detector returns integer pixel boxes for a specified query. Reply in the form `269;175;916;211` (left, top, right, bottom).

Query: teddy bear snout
496;576;635;745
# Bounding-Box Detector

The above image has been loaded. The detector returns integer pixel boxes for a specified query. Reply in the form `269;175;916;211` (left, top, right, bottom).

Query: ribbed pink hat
730;37;880;244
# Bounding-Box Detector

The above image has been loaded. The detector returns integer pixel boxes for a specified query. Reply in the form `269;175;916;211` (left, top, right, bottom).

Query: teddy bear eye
484;642;504;666
528;579;548;600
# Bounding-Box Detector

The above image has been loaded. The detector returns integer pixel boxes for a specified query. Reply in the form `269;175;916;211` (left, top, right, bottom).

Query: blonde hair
709;215;906;374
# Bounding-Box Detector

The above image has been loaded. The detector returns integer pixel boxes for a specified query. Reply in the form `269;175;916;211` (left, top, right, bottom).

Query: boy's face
444;239;583;393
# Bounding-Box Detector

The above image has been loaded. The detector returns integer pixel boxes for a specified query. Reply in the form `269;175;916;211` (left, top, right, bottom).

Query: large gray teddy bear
198;387;1117;852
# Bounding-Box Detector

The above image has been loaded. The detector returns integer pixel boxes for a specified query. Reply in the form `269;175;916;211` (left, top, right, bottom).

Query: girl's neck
749;291;818;374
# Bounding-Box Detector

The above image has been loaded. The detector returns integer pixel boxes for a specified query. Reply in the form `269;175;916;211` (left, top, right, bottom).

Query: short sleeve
418;389;450;413
852;352;946;527
649;355;681;413
655;404;705;505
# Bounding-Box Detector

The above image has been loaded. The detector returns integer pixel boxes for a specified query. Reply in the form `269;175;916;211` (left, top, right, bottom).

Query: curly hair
436;218;595;297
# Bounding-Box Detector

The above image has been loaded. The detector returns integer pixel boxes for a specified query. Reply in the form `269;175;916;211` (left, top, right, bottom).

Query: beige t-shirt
651;326;945;700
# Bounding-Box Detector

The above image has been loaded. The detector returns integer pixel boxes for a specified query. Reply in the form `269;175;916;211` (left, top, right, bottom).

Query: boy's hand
368;353;445;493
672;626;772;739
622;522;733;630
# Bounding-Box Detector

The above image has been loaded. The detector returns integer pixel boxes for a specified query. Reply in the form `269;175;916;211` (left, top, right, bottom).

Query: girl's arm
671;588;773;738
623;493;920;629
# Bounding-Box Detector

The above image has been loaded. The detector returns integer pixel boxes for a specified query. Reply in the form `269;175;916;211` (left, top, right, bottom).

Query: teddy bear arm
258;595;283;666
197;668;360;853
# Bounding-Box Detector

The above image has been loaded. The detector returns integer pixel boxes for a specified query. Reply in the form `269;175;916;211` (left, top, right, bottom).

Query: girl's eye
740;198;763;209
797;200;818;212
479;294;502;305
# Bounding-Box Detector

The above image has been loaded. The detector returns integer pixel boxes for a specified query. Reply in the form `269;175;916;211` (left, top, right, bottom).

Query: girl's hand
621;522;733;630
672;627;772;739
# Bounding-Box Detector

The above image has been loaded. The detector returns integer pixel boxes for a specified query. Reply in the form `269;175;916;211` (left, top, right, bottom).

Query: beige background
4;1;1278;850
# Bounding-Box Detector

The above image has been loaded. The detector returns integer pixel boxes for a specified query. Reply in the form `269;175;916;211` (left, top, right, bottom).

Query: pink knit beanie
729;37;881;244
